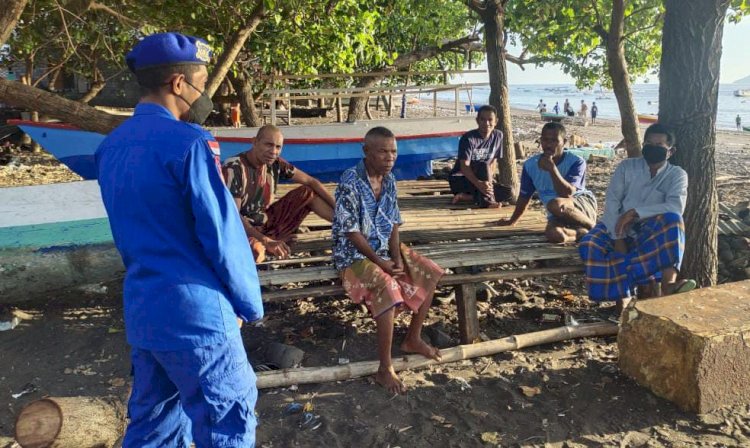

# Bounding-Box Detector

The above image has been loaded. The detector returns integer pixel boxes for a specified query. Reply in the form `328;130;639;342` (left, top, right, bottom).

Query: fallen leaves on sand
519;385;542;397
480;431;502;444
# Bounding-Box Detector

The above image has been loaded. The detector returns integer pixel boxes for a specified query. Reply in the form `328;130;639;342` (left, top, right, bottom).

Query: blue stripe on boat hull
19;125;458;181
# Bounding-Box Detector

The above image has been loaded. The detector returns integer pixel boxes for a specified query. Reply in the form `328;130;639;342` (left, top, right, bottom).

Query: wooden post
388;94;394;117
456;283;479;344
454;87;460;117
433;91;438;117
270;91;277;125
335;94;343;122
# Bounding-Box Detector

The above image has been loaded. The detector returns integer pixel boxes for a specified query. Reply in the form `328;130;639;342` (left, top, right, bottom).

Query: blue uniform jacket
96;103;263;351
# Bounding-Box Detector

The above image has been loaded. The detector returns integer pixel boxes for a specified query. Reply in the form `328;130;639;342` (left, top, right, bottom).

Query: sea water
434;83;750;131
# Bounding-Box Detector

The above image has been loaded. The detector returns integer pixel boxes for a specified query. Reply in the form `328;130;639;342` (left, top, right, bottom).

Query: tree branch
0;0;28;47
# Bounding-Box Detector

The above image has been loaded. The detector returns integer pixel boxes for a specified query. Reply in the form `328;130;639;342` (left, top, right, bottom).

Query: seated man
333;127;444;395
498;122;597;242
223;125;335;263
448;105;513;208
579;123;696;315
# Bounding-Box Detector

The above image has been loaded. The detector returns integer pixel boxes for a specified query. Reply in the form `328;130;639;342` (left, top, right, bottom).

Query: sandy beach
1;104;750;447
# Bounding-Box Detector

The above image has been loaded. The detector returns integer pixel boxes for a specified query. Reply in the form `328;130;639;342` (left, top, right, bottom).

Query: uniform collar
134;102;178;121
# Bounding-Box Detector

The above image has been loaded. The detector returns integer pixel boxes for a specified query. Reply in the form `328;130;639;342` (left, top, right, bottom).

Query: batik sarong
250;185;315;263
341;244;444;318
579;212;685;302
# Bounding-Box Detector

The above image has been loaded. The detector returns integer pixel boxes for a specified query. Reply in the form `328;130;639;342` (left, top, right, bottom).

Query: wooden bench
263;180;583;343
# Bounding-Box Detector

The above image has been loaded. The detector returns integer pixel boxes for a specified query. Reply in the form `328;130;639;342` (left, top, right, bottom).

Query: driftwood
15;396;126;448
256;322;618;389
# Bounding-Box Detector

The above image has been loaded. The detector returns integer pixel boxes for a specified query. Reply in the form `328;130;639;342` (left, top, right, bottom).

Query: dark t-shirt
450;129;504;176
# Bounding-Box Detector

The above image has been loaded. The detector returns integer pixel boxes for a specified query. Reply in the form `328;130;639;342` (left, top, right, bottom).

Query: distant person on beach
591;102;598;124
223;125;336;263
564;98;570;113
737;114;742;131
332;127;444;394
96;33;262;447
497;122;597;243
540;103;547;114
231;101;241;128
537;99;544;111
579;123;695;320
579;100;588;123
553;102;560;115
448;105;513;208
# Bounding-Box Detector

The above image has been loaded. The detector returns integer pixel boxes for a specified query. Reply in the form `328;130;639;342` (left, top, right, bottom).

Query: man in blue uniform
96;32;263;447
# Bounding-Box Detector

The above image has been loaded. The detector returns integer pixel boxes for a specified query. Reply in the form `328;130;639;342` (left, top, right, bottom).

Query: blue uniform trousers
123;335;257;448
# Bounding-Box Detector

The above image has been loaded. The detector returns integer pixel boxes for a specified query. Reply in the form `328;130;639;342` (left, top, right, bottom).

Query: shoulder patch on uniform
207;140;220;156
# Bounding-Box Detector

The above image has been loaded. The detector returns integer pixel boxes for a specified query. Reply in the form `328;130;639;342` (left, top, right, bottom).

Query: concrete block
618;280;750;413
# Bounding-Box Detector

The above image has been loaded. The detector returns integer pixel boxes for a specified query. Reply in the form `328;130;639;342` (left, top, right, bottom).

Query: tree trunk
658;0;729;286
204;1;265;98
481;5;518;200
347;76;381;122
15;396;126;448
606;0;641;157
228;70;261;127
0;0;28;47
0;78;125;134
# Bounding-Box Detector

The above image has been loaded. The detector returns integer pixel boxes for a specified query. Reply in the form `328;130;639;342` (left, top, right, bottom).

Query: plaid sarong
579;212;685;302
250;185;315;263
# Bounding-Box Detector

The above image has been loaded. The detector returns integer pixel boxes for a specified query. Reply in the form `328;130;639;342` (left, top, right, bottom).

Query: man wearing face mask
96;33;263;447
579;123;696;320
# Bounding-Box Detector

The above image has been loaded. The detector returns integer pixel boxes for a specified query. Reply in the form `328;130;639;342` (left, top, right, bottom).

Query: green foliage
506;0;664;89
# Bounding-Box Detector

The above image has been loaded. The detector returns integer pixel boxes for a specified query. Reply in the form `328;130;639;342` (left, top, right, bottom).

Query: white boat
734;89;750;97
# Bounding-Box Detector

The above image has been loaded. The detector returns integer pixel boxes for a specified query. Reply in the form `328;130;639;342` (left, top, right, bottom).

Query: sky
465;18;750;85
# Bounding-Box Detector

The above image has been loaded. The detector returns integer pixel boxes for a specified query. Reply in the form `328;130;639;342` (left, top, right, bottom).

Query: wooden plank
456;283;479;344
260;69;486;81
258;244;578;286
261;265;583;302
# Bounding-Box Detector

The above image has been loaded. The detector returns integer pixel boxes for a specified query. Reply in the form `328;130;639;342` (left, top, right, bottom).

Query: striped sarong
579;212;685;302
250;185;315;263
341;244;444;318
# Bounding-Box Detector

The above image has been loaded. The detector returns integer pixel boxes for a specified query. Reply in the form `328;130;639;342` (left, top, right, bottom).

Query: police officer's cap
126;32;212;72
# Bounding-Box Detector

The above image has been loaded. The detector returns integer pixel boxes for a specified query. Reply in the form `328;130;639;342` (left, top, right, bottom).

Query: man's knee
660;212;683;225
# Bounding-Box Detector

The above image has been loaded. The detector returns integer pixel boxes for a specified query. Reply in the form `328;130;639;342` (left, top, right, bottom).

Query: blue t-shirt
450;129;503;176
519;151;588;207
96;103;263;351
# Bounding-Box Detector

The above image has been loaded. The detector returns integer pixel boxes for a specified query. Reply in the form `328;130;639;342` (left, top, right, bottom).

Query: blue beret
126;32;212;72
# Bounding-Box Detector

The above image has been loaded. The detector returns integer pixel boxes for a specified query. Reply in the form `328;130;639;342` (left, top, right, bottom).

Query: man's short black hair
477;105;497;117
644;123;676;146
364;126;395;142
541;121;566;138
134;63;203;94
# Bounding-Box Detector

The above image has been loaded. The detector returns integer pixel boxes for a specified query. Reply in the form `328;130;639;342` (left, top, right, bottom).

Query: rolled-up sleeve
184;141;264;322
634;168;688;220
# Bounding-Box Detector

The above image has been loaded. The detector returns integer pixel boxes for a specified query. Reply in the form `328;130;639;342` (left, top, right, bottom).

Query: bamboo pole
255;323;618;389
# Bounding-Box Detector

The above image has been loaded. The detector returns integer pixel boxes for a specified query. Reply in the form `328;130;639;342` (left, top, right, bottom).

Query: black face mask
642;144;669;164
178;80;213;125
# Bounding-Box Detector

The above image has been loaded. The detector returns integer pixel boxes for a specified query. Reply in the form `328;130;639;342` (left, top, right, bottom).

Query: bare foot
484;201;502;209
375;366;406;394
400;338;442;361
451;193;473;205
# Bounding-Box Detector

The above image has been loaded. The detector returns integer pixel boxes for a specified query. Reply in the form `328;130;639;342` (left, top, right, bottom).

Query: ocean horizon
434;83;749;131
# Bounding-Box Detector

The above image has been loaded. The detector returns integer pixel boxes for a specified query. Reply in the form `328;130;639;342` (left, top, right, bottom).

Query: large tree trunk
228;70;262;127
79;80;106;104
0;0;28;47
606;0;641;157
204;2;266;98
0;78;124;133
346;76;381;122
658;0;729;286
479;4;518;199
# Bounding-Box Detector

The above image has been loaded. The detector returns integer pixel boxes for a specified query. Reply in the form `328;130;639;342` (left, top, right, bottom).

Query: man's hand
264;238;291;258
476;180;492;195
615;209;639;238
496;218;516;227
378;259;405;278
538;154;555;172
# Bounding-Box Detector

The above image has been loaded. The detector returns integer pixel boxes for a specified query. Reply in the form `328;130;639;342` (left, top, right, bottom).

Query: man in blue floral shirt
332;127;445;395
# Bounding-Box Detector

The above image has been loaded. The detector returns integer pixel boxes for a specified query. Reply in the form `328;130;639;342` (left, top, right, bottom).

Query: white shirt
601;158;688;239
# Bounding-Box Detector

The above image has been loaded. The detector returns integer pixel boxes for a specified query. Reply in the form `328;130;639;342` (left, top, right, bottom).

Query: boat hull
12;117;475;181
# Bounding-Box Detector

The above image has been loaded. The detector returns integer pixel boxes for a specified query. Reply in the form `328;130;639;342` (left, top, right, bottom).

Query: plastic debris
0;317;20;332
284;402;303;415
299;412;322;431
12;383;37;399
